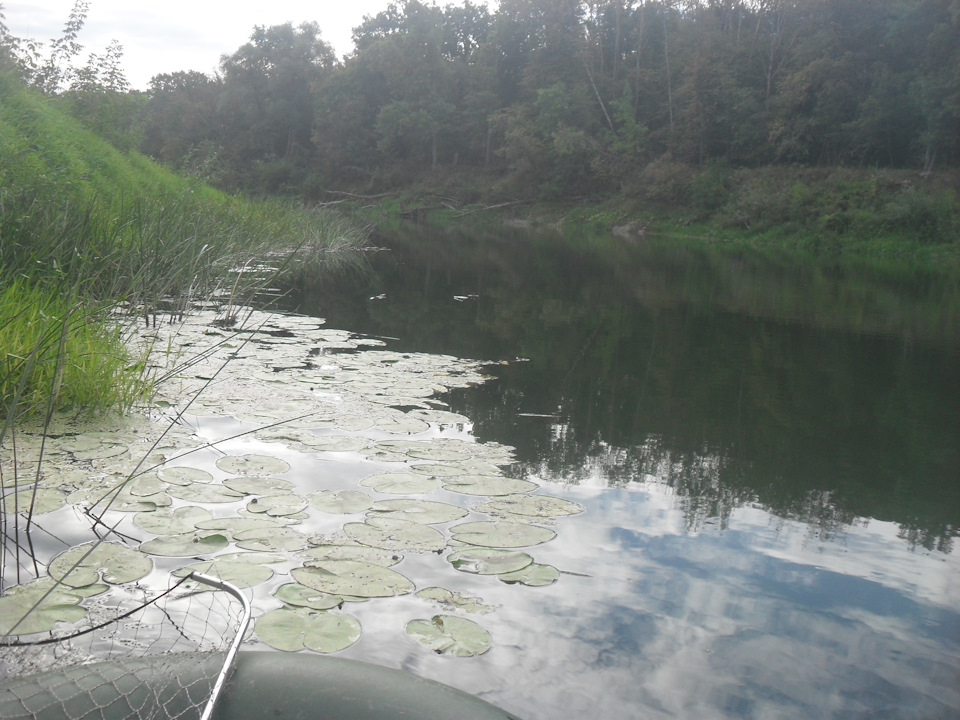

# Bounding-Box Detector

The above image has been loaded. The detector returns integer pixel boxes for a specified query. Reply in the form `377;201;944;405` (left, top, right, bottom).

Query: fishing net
0;572;250;720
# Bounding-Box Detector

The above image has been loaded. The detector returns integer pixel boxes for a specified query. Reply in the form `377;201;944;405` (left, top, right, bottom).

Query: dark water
280;224;960;719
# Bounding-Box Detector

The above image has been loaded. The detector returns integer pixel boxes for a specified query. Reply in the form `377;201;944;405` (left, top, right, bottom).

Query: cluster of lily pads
1;308;583;659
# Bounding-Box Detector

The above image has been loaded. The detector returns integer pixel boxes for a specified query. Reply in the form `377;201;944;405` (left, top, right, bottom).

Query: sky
2;1;453;89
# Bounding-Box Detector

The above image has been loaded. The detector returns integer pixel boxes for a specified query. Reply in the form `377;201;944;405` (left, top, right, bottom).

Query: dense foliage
126;0;960;199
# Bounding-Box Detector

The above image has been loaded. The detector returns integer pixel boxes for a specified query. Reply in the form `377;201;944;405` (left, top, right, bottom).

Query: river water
276;223;960;719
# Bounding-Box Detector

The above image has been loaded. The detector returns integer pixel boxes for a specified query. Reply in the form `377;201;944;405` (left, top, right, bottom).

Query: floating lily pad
126;474;168;497
195;516;294;538
298;545;403;567
408;410;471;425
48;542;153;588
374;416;430;434
274;583;343;610
4;488;67;515
446;548;534;575
173;559;274;588
474;494;585;519
416;587;496;614
343;517;446;553
499;563;560;587
367;499;467;525
308;490;373;514
166;483;245;504
292;560;414;598
73;443;129;461
405;616;491;657
68;484;172;513
216;551;287;564
0;578;100;635
235;526;310;552
224;476;295;495
156;466;215;485
443;475;538;497
256;607;360;653
140;532;229;557
298;435;370;453
246;494;308;516
408;463;464;477
359;473;441;495
406;445;472;461
133;506;214;535
216;454;291;475
450;521;556;548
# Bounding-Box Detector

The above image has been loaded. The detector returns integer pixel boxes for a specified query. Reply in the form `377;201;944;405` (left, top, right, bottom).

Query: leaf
308;490;373;514
367;499;467;525
498;563;560;587
298;544;403;567
416;587;496;614
245;494;308;516
442;475;539;497
292;560;414;598
216;454;291;475
450;521;556;548
140;532;229;557
173;560;274;588
474;494;585;519
405;616;491;657
235;526;310;552
256;607;361;653
446;548;533;575
166;483;246;503
343;517;446;553
156;466;215;485
359;472;441;495
133;506;214;535
48;542;153;587
274;583;343;610
5;488;67;515
224;476;296;495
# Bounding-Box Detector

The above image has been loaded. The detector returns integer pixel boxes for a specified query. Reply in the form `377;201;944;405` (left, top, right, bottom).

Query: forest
2;0;960;241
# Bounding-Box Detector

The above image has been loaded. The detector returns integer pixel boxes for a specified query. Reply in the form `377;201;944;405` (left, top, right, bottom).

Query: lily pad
48;542;153;588
499;563;560;587
343;517;446;553
235;526;310;552
416;587;496;614
298;435;370;453
4;488;67;515
450;521;556;548
173;560;274;588
274;583;343;611
126;474;168;497
140;532;229;557
374;416;430;434
408;463;464;477
405;615;491;657
292;560;414;598
195;516;294;538
308;490;373;514
359;473;441;495
224;476;296;495
299;544;403;567
446;548;534;575
256;607;360;653
216;454;291;476
166;483;245;504
443;475;539;497
216;551;287;564
245;494;308;516
0;578;101;635
133;506;214;535
474;494;584;519
156;466;215;485
367;499;467;525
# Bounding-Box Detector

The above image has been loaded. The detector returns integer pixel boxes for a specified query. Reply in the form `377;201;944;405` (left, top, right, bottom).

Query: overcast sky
3;1;474;89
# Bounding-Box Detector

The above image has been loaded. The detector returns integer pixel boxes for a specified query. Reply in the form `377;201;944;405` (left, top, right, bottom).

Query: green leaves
256;607;361;653
405;616;491;657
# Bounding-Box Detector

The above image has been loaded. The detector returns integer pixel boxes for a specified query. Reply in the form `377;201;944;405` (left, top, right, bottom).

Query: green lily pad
140;532;229;557
292;560;414;598
474;494;585;519
216;551;287;564
274;583;343;610
68;484;172;513
173;559;274;588
216;454;291;475
133;506;214;535
367;499;467;525
5;488;67;515
343;517;446;553
408;463;464;477
48;542;153;588
443;476;538;497
256;607;361;653
359;473;441;495
156;466;215;485
416;587;496;614
0;577;103;634
127;474;168;497
405;616;491;657
166;483;245;503
195;516;294;538
299;545;403;567
374;416;430;434
235;526;310;552
308;490;373;514
246;494;308;516
298;435;370;453
450;521;556;548
499;563;560;587
224;476;296;495
446;548;533;575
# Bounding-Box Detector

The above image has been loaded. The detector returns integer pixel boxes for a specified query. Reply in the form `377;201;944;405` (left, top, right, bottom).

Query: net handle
188;572;252;720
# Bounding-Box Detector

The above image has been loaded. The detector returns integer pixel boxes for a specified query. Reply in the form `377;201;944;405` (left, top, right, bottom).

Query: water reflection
281;224;960;553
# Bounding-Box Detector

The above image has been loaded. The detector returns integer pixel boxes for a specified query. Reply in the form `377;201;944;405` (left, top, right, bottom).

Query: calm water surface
280;224;960;719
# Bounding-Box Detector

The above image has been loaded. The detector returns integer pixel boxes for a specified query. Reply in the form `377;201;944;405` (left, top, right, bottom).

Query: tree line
3;0;959;200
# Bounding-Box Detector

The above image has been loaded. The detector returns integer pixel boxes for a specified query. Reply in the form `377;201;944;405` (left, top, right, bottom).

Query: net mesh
0;575;247;720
